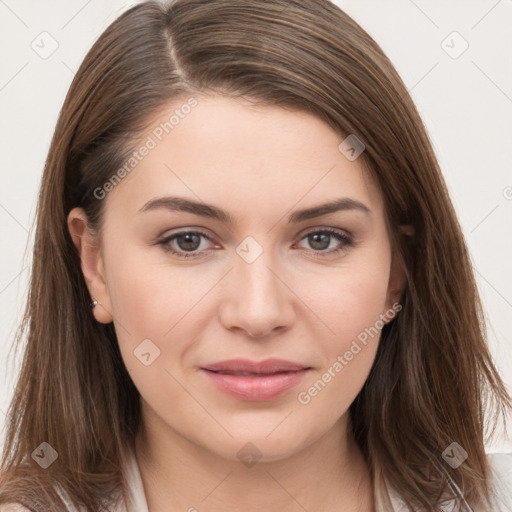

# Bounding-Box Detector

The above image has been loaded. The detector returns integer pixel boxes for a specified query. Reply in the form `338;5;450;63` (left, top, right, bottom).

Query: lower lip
201;368;309;401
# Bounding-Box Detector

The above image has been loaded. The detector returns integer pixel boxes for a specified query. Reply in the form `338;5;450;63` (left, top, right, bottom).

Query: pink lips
201;358;310;401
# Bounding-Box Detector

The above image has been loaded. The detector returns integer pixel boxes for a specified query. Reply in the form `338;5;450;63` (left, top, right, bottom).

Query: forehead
104;95;384;223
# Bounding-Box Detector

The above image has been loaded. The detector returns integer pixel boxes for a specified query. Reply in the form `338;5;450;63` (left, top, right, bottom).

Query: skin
68;95;407;512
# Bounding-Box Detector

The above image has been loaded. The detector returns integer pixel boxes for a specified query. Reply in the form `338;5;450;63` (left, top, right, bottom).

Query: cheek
106;235;392;351
104;248;219;389
105;247;200;335
307;256;391;351
105;252;197;403
296;249;391;410
296;273;389;423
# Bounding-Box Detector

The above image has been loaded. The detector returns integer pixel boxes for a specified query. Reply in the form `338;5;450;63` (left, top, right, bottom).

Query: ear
67;207;113;324
383;224;413;323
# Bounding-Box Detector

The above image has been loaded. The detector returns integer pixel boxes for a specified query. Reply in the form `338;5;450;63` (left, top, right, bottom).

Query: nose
218;251;296;339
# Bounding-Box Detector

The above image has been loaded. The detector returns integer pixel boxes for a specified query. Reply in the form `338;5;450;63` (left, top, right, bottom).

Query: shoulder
487;452;512;507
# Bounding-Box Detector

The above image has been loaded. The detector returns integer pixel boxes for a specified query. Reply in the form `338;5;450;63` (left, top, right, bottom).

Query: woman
1;0;511;511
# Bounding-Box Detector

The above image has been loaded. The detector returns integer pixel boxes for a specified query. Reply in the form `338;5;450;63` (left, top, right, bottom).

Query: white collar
123;447;150;512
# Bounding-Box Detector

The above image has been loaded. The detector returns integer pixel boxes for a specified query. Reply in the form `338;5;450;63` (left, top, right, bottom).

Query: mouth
201;358;310;374
200;359;311;401
206;370;301;376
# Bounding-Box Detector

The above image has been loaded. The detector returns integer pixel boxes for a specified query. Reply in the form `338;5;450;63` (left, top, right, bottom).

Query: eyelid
156;226;215;242
154;227;218;260
156;228;218;253
156;226;354;259
296;225;352;239
293;227;353;254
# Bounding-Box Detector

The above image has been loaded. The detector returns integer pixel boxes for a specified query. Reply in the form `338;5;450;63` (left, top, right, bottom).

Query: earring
90;300;98;309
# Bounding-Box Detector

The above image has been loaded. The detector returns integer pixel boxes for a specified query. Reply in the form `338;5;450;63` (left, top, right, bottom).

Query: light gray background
1;0;511;453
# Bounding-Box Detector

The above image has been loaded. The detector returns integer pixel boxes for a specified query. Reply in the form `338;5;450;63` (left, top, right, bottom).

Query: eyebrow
139;196;372;224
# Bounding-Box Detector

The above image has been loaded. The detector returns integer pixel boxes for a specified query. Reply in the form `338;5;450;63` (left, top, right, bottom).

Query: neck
135;402;374;512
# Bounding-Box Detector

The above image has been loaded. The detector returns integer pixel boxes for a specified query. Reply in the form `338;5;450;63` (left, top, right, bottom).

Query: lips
200;358;311;401
201;358;309;375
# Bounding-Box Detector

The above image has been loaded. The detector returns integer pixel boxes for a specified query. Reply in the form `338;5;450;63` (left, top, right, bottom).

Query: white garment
1;451;511;511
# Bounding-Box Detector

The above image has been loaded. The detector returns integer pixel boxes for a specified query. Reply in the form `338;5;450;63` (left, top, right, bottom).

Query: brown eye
158;230;215;259
174;233;202;252
297;228;353;256
307;232;331;251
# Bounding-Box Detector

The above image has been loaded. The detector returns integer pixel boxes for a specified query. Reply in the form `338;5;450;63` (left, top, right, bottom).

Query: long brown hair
1;1;510;510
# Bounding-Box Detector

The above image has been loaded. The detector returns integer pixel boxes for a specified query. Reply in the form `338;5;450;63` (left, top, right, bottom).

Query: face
69;95;404;463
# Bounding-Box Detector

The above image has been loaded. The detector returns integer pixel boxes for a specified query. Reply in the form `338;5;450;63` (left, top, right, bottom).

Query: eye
295;228;353;256
156;227;353;259
157;230;217;259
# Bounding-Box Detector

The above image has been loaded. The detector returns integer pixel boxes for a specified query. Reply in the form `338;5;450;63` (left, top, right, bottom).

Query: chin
203;428;310;465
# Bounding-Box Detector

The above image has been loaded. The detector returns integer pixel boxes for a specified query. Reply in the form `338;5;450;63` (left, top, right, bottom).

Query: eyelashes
156;228;354;259
158;230;213;258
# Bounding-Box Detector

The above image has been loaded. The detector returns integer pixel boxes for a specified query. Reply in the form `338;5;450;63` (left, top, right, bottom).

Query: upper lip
201;358;310;374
